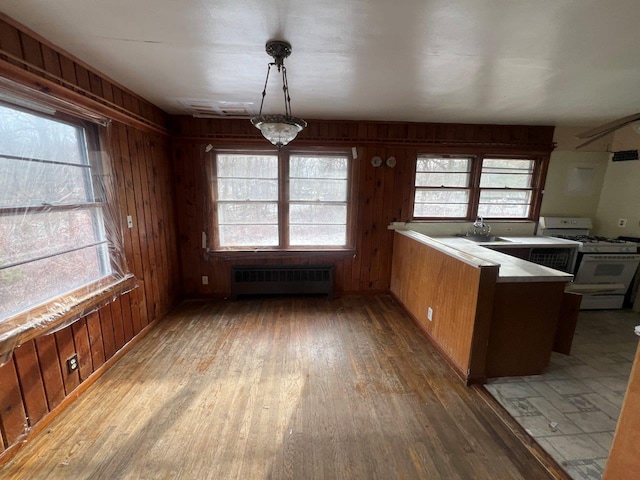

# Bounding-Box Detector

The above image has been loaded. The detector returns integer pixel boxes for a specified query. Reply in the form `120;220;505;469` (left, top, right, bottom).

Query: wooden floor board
1;295;556;479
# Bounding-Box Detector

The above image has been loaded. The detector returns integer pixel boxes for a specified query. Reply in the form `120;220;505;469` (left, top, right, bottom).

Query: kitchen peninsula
390;230;579;384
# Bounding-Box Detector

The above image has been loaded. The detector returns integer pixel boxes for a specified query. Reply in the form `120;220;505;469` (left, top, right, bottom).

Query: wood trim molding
170;117;556;153
0;61;167;135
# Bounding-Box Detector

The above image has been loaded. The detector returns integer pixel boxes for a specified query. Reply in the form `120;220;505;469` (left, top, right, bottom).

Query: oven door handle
581;254;640;262
566;283;626;294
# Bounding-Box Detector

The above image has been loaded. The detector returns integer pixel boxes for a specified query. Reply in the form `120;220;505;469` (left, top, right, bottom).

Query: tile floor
485;308;640;480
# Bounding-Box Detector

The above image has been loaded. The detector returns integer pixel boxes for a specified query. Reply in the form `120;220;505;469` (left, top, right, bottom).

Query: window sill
206;248;356;260
0;274;137;363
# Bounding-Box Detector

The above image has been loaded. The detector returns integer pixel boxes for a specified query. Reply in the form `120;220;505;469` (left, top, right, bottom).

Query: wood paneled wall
171;117;553;298
0;16;179;456
390;232;498;381
172;141;406;297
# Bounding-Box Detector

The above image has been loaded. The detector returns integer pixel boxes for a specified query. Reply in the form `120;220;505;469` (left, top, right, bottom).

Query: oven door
574;254;640;293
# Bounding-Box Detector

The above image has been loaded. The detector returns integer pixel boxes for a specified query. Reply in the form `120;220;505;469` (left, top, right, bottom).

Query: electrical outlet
618;218;627;228
67;354;79;373
202;275;209;285
427;307;433;321
126;215;133;228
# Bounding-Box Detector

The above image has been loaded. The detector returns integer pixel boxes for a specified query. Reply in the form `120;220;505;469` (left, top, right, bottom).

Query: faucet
468;216;491;236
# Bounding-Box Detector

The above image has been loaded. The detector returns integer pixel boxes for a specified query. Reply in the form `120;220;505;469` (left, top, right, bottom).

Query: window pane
478;203;531;218
0;104;85;164
413;156;472;218
480;159;534;188
290;156;348;179
219;225;279;247
414;188;469;218
0;157;91;207
218;203;278;225
290;225;346;246
415;172;469;187
414;189;469;204
217;178;278;201
0;208;105;268
217;154;277;178
478;190;532;218
416;156;471;173
215;153;281;248
288;156;349;246
0;244;107;320
290;179;347;201
413;203;468;218
0;102;114;325
289;204;346;225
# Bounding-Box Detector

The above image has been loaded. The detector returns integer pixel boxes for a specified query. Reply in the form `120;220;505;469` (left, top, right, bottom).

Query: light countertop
397;231;574;283
460;235;581;248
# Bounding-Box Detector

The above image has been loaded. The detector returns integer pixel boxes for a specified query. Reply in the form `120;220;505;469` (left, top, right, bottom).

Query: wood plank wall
389;232;499;381
170;116;554;298
0;16;179;455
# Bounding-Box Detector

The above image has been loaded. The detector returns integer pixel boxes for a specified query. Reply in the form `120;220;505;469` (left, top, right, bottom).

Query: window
414;155;472;218
478;158;535;218
413;154;543;220
212;151;352;250
0;103;113;322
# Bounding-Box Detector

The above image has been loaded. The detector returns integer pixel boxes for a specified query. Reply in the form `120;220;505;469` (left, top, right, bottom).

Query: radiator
231;264;334;300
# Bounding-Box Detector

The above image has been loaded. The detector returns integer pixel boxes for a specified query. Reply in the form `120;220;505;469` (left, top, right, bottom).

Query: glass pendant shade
251;114;307;148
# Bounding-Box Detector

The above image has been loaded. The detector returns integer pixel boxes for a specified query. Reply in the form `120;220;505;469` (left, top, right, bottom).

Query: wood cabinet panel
390;232;498;380
485;282;565;377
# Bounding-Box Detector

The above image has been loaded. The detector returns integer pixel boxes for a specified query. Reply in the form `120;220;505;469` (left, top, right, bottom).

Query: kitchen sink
464;235;512;243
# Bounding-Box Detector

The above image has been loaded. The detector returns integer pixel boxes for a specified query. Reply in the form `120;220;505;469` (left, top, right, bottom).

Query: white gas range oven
538;217;640;310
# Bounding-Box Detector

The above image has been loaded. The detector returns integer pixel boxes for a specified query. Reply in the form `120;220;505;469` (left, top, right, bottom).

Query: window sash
211;151;351;250
412;154;543;220
0;102;114;324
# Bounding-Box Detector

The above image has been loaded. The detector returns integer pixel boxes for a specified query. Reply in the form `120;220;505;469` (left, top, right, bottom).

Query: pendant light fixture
251;40;306;148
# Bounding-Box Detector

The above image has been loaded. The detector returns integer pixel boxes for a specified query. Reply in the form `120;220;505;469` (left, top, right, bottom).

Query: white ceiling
3;0;640;127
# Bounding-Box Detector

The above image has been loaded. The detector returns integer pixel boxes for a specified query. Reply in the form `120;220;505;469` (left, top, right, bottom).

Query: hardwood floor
1;295;555;479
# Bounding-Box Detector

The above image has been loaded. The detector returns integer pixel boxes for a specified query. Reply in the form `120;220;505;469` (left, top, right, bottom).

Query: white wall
595;124;640;238
540;151;608;218
540;127;610;220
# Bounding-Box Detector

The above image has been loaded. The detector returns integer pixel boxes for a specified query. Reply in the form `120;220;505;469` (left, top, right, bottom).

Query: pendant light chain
257;63;273;116
281;65;292;117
